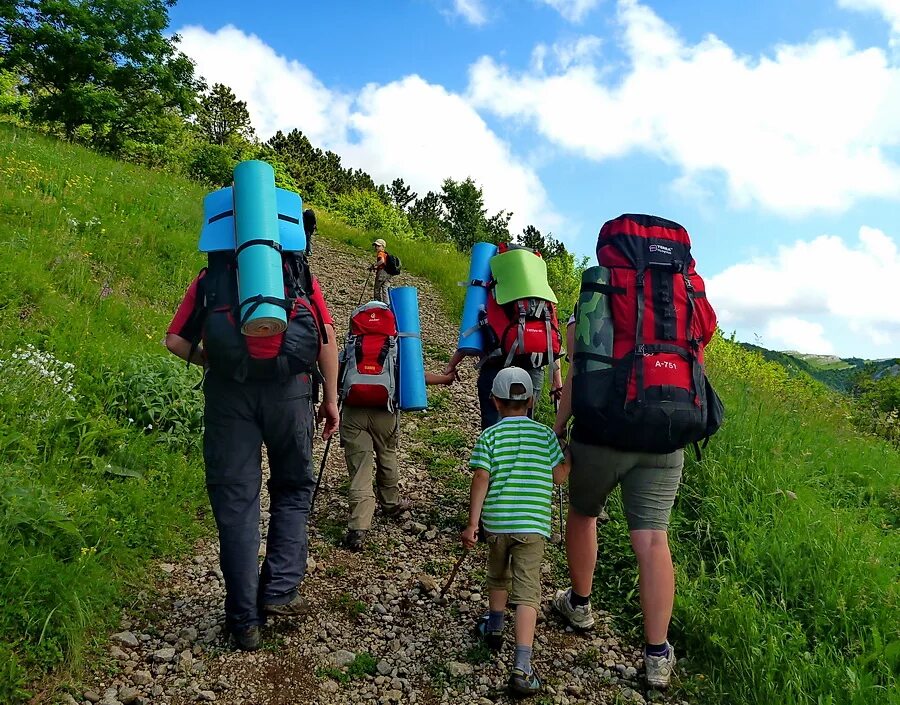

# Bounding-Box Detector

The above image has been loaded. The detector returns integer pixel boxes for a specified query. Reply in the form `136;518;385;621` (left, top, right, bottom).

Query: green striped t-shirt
470;416;564;538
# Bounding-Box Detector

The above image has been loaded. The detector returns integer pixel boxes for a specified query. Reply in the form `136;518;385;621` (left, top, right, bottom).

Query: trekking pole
357;270;372;307
309;434;333;515
553;396;565;541
438;550;469;603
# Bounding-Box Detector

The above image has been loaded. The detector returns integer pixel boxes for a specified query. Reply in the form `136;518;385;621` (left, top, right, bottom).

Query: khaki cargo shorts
485;533;545;610
569;441;684;531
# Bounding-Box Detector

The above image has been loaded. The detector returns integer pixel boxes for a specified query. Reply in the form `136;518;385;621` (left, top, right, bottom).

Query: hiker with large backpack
445;242;564;430
338;299;453;551
165;161;340;652
371;238;401;304
551;214;722;689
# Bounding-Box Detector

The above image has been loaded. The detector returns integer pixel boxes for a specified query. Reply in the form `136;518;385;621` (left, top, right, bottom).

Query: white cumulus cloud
178;25;350;146
537;0;603;23
176;25;560;235
468;0;900;215
764;317;835;355
707;226;900;352
451;0;488;26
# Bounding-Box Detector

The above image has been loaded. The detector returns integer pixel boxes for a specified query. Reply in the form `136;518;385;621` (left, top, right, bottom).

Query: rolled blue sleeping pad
233;160;286;337
390;286;428;411
199;187;306;253
458;241;497;354
199;187;235;252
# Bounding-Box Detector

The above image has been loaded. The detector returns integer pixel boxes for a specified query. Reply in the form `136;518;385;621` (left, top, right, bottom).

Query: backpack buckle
635;344;647;357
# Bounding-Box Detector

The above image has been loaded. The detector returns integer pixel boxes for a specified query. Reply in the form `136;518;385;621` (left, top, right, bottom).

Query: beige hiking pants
340;405;400;530
374;269;391;304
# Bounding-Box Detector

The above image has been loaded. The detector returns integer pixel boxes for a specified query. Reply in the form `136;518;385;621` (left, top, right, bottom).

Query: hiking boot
262;593;310;617
382;498;411;519
552;588;595;630
644;642;676;689
474;614;503;651
231;625;261;652
344;529;367;552
508;666;542;696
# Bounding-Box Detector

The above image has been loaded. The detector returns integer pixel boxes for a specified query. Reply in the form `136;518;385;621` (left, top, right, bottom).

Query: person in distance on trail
165;253;339;653
461;367;569;697
371;238;393;304
552;214;720;689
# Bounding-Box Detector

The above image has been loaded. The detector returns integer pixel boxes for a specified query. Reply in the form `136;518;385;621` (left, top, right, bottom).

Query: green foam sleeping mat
490;248;558;305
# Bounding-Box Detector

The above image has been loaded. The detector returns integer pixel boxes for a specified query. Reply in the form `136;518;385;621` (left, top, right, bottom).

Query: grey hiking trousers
203;372;316;630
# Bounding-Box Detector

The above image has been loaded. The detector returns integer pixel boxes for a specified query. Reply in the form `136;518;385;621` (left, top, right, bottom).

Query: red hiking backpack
572;214;723;453
339;301;398;409
481;244;562;369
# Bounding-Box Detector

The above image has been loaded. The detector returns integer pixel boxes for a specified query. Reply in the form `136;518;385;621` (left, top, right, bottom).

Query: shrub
188;143;236;186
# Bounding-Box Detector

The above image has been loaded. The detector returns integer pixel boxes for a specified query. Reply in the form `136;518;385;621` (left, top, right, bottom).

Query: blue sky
169;0;900;358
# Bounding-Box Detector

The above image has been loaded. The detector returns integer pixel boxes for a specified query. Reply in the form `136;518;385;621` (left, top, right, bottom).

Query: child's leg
508;534;546;675
485;535;513;633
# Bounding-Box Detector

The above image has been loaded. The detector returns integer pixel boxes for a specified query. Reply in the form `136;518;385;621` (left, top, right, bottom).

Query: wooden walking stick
438;550;470;604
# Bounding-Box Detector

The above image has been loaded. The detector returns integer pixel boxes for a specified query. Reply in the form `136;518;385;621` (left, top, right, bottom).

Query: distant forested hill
739;343;899;392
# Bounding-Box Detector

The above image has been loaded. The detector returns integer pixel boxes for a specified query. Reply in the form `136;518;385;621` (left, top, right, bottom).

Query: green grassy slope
0;124;210;700
1;125;897;704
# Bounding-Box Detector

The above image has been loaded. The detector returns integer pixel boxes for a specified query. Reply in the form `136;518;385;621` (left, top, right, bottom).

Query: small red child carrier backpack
340;301;398;409
482;244;562;369
572;214;723;453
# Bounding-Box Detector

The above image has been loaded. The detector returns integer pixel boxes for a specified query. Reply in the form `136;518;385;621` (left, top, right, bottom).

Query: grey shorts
568;441;684;531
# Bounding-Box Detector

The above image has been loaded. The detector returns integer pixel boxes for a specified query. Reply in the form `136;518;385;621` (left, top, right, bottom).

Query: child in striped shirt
461;366;569;697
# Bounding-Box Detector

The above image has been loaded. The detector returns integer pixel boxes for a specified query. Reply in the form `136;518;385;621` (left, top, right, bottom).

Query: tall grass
0;123;209;701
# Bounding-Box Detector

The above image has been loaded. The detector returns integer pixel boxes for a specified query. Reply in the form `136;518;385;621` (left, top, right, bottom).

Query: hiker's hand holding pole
460;523;478;550
316;323;340;440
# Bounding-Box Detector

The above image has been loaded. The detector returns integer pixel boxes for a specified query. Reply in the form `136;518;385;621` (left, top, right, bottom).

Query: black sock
645;642;669;657
569;589;590;607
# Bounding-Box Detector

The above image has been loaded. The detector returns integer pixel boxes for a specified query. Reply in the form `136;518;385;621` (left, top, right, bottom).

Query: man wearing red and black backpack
165;250;340;652
552;214;722;689
445;243;564;430
339;300;453;551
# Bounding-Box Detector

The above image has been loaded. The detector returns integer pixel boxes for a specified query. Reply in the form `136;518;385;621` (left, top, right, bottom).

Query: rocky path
75;238;686;705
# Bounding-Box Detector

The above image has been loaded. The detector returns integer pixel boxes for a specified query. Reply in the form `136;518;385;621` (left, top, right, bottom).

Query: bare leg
566;508;598;597
631;529;674;644
489;589;508;614
514;604;537;647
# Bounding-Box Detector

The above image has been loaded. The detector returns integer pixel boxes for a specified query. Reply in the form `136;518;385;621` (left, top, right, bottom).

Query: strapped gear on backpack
472;244;562;370
186;251;324;383
339;301;398;410
572;214;723;453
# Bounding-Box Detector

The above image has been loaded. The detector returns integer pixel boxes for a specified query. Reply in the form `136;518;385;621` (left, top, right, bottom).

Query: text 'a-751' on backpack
339;301;399;410
572;214;723;454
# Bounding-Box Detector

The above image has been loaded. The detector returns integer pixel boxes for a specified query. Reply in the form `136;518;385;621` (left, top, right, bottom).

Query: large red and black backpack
339;301;398;409
572;214;723;453
481;244;562;369
187;251;324;383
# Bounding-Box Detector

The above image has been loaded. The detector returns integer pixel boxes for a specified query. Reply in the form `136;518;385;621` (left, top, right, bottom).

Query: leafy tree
389;177;417;210
0;69;28;118
517;224;567;259
408;191;448;242
440;177;488;252
197;83;254;145
484;209;512;245
0;0;200;144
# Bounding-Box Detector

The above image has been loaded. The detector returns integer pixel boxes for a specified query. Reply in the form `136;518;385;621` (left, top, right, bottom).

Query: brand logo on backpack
340;301;399;409
572;214;724;454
